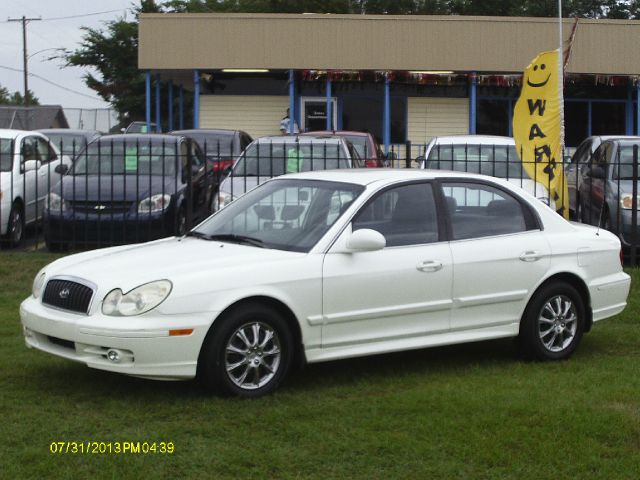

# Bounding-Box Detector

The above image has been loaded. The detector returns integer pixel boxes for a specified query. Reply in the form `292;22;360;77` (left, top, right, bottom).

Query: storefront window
477;99;510;136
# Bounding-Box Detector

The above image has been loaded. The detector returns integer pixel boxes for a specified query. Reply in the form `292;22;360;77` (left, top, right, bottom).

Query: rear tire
518;281;585;361
198;302;293;397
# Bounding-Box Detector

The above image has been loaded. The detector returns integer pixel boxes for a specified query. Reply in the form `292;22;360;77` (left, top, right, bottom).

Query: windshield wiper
187;232;266;248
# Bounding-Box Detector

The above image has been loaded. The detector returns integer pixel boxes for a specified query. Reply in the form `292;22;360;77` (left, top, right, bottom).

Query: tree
0;84;39;106
63;0;163;125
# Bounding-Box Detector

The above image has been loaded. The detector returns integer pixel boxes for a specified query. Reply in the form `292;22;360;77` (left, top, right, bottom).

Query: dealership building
138;13;640;153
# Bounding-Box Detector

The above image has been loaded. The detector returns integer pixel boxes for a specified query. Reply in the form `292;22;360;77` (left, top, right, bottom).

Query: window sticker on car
125;146;138;171
287;148;304;173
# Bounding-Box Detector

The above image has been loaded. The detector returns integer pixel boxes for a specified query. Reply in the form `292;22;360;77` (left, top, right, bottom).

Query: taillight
365;159;379;168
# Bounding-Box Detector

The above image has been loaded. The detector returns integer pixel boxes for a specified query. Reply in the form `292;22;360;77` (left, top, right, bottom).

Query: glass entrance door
300;97;337;132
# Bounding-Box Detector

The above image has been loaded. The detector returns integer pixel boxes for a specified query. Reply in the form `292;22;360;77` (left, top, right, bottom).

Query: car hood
56;175;178;201
43;236;303;293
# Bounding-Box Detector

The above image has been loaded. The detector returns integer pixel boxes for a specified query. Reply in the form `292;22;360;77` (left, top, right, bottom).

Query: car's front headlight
32;271;46;298
45;192;68;213
138;194;171;214
214;191;233;211
102;280;172;316
620;194;640;210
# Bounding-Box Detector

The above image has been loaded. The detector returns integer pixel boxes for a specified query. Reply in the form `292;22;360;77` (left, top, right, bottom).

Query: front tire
518;282;585;361
2;202;25;248
198;303;293;397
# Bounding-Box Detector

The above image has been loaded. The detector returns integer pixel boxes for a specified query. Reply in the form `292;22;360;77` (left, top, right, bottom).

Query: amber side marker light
169;329;194;336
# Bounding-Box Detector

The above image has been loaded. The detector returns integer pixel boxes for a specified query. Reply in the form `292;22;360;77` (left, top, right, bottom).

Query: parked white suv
0;129;71;246
418;135;553;206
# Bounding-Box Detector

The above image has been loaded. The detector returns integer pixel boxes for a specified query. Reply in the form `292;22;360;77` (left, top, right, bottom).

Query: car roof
94;134;184;142
279;168;505;187
429;135;515;145
255;135;345;144
0;129;47;139
37;129;100;135
170;128;240;136
301;130;371;138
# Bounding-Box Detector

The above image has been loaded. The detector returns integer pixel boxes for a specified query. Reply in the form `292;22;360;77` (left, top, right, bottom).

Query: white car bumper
20;296;215;380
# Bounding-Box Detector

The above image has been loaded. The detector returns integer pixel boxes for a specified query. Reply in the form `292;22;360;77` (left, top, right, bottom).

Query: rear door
442;180;551;332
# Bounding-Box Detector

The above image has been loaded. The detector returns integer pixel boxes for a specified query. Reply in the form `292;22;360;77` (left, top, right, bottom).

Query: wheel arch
198;295;306;372
521;272;593;334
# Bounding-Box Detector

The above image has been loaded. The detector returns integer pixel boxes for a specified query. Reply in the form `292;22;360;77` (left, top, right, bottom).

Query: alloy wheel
224;321;281;390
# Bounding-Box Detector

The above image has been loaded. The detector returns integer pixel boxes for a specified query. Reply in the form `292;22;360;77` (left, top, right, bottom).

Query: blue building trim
193;70;200;129
167;80;174;132
155;74;161;132
326;78;332;130
624;83;633;135
383;75;390;153
469;72;477;134
178;84;184;130
145;71;152;132
289;69;296;134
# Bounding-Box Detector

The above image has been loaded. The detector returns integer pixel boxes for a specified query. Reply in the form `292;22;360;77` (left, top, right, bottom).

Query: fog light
107;349;121;363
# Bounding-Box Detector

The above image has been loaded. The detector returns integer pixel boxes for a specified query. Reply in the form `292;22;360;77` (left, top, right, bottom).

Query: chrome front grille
42;279;94;314
69;201;134;214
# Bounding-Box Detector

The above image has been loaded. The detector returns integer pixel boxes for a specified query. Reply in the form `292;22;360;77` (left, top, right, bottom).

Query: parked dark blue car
44;134;214;250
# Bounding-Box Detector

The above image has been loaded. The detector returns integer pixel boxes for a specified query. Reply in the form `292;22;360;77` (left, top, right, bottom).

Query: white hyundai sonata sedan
20;170;630;397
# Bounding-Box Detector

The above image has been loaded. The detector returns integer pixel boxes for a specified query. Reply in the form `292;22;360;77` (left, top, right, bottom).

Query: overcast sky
2;0;135;109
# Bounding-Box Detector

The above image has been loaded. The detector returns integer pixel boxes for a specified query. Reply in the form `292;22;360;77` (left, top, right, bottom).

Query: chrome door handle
519;251;542;262
417;260;443;272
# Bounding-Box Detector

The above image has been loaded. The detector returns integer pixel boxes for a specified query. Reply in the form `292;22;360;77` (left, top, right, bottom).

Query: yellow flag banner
513;49;569;218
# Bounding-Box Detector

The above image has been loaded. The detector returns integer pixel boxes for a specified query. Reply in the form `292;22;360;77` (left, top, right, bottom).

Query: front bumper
20;296;215;380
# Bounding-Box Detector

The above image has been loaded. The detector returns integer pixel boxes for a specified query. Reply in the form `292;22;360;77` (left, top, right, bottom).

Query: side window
190;141;203;167
47;142;58;162
353;183;439;247
21;137;38;162
35;137;51;164
442;182;530;240
573;141;590;165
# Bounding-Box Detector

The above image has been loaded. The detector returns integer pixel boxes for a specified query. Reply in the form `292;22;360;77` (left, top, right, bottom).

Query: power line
0;64;102;101
40;9;126;22
3;9;126;23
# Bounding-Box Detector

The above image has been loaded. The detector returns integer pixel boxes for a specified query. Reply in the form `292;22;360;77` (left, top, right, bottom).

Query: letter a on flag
513;49;569;218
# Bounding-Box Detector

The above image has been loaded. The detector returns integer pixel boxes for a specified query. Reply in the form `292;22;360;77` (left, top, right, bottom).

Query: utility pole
8;15;41;128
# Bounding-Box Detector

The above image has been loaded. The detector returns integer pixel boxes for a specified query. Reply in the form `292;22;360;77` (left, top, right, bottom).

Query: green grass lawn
1;252;639;479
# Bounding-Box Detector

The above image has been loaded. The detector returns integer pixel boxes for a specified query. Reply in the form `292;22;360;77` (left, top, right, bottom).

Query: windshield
46;134;91;156
232;141;350;178
72;139;179;175
1;138;13;172
426;144;529;179
192;179;364;252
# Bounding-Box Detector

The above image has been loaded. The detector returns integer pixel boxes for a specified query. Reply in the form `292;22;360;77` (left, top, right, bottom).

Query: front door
322;182;452;349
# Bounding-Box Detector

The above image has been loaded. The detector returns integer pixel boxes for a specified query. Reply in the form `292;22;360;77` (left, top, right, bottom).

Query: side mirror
120;127;126;133
22;160;41;172
346;228;386;252
55;164;69;175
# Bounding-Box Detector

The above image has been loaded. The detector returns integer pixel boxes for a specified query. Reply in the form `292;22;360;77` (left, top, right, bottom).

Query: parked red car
302;130;386;168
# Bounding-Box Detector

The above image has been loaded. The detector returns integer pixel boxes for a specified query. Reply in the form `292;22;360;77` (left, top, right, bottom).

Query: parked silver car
213;135;364;211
